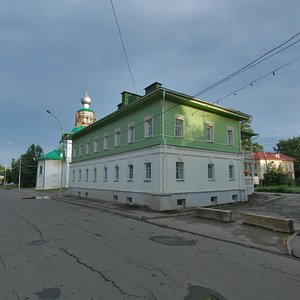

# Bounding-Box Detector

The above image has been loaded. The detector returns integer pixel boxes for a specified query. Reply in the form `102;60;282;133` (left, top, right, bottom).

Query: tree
263;162;293;186
6;144;44;187
241;122;263;151
276;136;300;178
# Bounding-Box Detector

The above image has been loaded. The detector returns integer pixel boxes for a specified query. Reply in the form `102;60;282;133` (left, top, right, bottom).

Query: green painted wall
72;100;163;162
72;92;244;163
163;100;241;153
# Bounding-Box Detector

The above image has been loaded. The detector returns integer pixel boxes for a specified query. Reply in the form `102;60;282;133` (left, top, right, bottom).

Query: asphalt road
1;189;300;300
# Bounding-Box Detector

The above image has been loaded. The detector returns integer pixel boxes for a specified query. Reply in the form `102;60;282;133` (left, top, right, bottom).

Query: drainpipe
161;89;167;193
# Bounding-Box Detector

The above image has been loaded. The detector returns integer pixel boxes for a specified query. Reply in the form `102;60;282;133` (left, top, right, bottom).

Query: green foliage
241;122;263;151
263;162;293;186
6;144;44;187
255;185;300;194
276;136;300;178
0;165;5;175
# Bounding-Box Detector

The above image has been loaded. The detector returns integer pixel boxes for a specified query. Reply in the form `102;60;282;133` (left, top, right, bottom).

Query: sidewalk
10;188;300;258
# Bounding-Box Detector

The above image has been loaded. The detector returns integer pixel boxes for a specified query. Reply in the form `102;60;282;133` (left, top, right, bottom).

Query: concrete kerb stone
196;207;233;222
243;213;294;234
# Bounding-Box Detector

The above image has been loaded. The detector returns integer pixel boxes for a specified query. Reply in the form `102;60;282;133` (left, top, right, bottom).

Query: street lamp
7;141;21;190
46;110;64;199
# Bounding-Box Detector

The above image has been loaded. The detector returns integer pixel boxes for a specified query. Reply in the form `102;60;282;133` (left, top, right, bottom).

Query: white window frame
229;164;235;180
144;162;151;181
205;122;214;142
93;167;97;181
114;165;119;181
86;141;90;155
72;170;75;181
85;168;89;181
176;161;184;180
128;164;133;181
79;144;82;156
128;122;135;143
104;133;109;150
114;128;121;147
103;167;108;181
78;169;82;182
227;127;234;145
93;137;98;153
73;145;77;158
144;115;153;138
208;163;215;180
175;115;184;138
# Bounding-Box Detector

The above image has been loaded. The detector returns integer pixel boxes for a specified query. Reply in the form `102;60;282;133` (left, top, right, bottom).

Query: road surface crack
0;253;7;271
13;210;44;240
12;286;21;300
61;248;145;299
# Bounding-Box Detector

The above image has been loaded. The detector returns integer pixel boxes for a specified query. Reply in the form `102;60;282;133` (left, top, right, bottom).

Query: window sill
127;179;133;182
144;179;151;182
176;179;185;181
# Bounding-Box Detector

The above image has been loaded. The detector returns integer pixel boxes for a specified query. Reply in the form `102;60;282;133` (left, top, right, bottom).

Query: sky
0;0;299;166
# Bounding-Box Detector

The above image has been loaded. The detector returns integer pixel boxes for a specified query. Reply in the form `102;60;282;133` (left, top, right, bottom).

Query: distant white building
36;86;96;190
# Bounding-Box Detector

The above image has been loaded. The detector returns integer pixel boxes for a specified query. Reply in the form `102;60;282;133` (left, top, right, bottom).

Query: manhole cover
184;285;226;300
149;235;197;246
36;287;61;299
28;240;49;246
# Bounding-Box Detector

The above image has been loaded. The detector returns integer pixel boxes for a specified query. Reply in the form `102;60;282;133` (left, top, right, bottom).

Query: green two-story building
69;82;253;211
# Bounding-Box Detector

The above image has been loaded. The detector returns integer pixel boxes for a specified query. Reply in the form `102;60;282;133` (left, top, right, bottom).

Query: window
229;165;235;180
39;165;43;175
144;162;151;180
73;145;77;158
127;197;132;204
72;170;75;181
113;195;118;201
208;163;215;180
86;141;90;155
177;199;186;207
128;122;135;143
114;166;119;181
206;122;214;142
103;167;108;181
227;127;234;145
78;169;82;181
85;168;89;181
79;144;82;156
115;128;121;147
93;137;98;152
93;167;97;181
144;115;153;138
176;162;184;180
211;196;217;204
104;133;109;150
175;115;184;137
128;164;133;181
232;194;238;201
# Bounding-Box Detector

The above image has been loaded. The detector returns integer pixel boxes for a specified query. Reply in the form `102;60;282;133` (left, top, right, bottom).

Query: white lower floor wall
69;187;247;211
69;145;250;211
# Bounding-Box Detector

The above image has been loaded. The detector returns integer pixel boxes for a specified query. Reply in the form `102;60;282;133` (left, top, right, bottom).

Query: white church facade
36;86;96;190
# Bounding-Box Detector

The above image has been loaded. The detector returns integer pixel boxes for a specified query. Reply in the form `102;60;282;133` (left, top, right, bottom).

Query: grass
255;185;300;194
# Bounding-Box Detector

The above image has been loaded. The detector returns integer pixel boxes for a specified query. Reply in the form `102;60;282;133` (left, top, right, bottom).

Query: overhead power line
193;32;300;97
110;0;137;93
216;56;300;103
